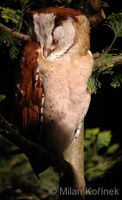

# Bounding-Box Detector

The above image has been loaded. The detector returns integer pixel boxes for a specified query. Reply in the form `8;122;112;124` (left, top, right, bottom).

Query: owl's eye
53;26;64;42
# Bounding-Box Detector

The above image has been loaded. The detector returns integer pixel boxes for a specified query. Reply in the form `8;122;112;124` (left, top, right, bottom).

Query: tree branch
0;22;31;41
89;9;106;27
91;0;101;11
0;115;68;176
59;125;85;199
0;115;85;198
93;54;122;70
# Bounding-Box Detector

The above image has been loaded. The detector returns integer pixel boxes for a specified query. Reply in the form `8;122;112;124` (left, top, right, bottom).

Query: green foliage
18;0;31;31
0;95;6;102
104;11;122;53
0;128;121;198
106;144;120;155
102;1;109;8
97;130;112;148
0;29;21;59
0;129;59;198
88;63;114;93
95;54;115;68
88;72;102;94
84;128;122;182
105;12;122;39
0;136;58;200
88;11;122;93
88;52;122;93
0;0;30;30
0;7;21;25
0;0;30;59
111;71;122;88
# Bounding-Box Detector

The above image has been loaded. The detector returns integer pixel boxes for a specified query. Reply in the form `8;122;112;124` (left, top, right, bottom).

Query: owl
18;7;94;172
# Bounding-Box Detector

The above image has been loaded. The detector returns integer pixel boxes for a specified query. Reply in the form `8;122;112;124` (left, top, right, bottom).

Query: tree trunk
59;123;85;200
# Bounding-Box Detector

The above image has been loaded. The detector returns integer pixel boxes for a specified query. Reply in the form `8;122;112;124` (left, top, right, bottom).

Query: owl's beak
43;47;51;59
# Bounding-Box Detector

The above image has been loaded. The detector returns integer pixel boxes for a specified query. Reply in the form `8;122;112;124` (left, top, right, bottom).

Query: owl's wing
17;41;43;143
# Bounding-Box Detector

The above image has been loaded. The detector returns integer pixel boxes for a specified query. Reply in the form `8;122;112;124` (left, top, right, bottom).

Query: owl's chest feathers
37;50;93;90
36;47;93;151
37;51;93;115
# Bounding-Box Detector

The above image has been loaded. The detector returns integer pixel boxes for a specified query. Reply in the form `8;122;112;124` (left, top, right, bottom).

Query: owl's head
30;7;90;60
